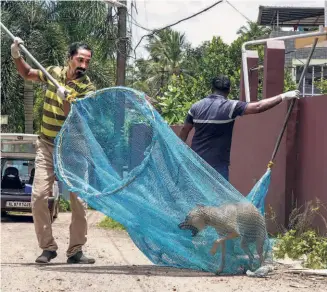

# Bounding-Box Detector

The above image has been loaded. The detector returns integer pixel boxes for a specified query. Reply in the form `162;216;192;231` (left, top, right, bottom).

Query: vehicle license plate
6;201;31;208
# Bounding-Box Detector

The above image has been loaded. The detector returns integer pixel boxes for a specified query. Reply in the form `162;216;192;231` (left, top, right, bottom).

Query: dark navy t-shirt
185;94;248;169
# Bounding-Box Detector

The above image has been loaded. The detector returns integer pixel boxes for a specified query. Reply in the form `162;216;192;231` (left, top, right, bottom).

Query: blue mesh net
247;169;271;216
54;87;272;274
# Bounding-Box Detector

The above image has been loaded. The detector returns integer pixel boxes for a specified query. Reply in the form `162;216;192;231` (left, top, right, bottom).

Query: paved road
1;211;326;292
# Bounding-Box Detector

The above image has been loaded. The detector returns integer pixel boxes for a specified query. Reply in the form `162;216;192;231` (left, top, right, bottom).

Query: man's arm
11;38;41;82
243;90;300;115
14;57;41;81
63;101;71;117
179;107;195;142
179;123;193;142
62;83;96;117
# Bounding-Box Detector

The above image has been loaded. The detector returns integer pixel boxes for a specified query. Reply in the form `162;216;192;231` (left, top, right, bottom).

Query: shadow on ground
1;213;33;223
1;263;225;277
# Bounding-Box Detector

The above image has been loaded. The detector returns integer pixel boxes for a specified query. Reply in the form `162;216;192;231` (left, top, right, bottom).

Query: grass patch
98;216;125;230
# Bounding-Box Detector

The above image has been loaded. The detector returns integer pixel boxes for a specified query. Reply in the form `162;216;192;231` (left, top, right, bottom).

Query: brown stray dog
178;202;267;274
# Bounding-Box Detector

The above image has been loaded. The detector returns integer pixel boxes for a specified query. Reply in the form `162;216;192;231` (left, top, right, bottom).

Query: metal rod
0;22;61;89
242;26;326;102
270;37;319;162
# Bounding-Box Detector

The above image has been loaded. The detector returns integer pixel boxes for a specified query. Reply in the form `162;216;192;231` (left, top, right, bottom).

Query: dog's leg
210;239;223;256
240;237;255;270
216;240;226;275
210;232;238;256
256;237;264;266
211;233;239;275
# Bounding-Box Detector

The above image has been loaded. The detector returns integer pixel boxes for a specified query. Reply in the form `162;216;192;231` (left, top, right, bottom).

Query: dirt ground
1;210;326;292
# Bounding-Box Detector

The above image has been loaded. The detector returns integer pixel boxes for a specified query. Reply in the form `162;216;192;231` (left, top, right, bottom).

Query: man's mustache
75;67;86;77
76;67;86;73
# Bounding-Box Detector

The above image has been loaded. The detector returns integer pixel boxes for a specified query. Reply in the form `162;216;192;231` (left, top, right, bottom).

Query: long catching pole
269;37;319;163
0;22;61;89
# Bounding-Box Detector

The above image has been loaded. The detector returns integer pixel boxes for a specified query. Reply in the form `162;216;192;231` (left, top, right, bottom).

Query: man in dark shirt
179;75;300;181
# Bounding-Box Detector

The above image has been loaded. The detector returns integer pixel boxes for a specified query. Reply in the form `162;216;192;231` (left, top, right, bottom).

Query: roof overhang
258;6;325;27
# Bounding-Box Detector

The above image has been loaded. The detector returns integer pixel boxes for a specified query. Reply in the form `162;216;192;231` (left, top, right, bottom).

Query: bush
59;197;71;212
315;78;327;94
274;229;327;269
270;199;327;269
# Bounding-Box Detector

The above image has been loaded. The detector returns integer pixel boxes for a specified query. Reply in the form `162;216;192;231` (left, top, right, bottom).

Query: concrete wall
231;96;327;234
229;103;288;233
294;94;327;234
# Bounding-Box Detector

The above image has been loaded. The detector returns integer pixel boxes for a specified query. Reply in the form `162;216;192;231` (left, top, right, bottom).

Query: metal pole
103;0;127;8
0;22;61;89
312;66;314;96
241;27;326;102
116;0;127;86
270;37;319;162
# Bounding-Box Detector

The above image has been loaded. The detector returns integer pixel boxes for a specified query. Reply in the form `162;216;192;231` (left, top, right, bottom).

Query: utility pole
116;0;127;86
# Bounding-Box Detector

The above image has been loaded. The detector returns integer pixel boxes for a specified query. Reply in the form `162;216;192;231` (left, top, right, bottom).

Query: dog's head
178;205;207;237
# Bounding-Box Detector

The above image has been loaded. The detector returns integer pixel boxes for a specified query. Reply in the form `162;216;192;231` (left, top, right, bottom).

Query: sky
128;0;326;58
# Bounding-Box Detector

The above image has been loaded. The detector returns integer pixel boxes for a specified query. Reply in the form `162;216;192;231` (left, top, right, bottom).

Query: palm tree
1;0;118;133
131;28;189;97
237;21;271;40
147;29;186;75
1;1;67;133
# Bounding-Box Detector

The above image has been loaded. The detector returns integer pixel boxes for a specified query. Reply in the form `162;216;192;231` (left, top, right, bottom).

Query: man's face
68;48;92;79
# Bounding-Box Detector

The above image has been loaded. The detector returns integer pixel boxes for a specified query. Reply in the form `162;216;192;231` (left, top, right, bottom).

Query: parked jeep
1;133;60;221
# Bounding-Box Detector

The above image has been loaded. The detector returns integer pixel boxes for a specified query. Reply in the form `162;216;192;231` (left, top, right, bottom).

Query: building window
292;60;327;96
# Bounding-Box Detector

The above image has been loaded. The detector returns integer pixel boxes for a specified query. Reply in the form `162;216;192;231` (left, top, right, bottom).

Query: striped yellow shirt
38;66;95;145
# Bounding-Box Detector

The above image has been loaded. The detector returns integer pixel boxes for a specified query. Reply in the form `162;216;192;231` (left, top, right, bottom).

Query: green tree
315;78;327;94
156;74;207;124
147;28;186;76
131;28;189;97
157;23;275;123
1;1;67;133
237;21;271;40
180;36;240;98
1;1;117;133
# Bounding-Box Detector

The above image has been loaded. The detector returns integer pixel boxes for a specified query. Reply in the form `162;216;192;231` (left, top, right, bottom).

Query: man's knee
32;177;55;209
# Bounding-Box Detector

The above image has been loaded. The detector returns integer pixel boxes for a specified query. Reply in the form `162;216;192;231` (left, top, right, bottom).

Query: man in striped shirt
179;75;300;181
11;39;96;264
